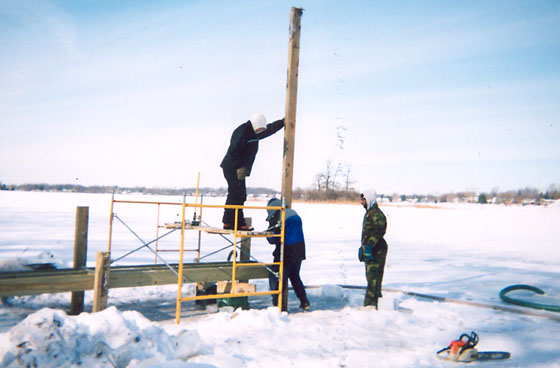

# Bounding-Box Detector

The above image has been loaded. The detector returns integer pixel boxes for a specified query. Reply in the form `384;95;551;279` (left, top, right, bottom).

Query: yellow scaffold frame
106;194;286;324
175;198;286;323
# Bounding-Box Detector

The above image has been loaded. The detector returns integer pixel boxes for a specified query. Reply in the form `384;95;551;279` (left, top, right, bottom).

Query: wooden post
240;218;252;263
239;218;252;283
93;251;110;312
281;7;303;209
70;206;88;315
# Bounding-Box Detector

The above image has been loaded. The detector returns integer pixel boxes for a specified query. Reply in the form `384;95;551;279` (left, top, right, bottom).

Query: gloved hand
362;244;375;262
237;167;248;180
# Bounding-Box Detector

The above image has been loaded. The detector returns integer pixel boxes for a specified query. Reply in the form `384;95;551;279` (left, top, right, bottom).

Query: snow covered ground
1;191;559;367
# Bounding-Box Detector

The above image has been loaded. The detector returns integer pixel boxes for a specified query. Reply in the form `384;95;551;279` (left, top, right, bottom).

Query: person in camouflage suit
359;189;388;309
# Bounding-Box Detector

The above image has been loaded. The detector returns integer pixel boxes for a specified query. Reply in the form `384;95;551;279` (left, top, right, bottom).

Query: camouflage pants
364;245;387;307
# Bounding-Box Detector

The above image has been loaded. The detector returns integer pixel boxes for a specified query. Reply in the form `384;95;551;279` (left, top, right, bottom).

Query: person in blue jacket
220;114;284;230
266;198;310;310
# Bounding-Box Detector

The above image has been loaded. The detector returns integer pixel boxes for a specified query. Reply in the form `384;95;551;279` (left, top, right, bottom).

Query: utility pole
281;7;303;209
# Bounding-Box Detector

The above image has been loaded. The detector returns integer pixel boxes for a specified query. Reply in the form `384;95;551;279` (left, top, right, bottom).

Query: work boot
300;300;310;311
364;296;378;309
224;223;254;231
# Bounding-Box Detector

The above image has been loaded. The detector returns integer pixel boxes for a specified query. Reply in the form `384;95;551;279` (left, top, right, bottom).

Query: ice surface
1;191;559;367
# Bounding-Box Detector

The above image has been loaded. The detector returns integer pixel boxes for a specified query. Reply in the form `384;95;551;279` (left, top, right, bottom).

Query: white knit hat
250;113;267;132
362;188;377;209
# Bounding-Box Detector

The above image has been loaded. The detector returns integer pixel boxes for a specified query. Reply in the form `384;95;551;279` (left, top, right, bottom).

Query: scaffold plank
164;222;272;236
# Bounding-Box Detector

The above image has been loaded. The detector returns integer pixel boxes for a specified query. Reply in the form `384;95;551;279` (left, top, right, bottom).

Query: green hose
499;284;560;312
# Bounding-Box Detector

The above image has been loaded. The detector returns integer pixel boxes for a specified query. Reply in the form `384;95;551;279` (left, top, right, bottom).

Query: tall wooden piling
279;7;303;312
70;206;88;315
281;7;303;209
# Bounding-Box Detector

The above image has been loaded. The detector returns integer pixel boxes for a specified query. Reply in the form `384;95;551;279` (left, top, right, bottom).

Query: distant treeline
2;182;559;205
0;183;278;197
388;186;560;205
293;185;560;205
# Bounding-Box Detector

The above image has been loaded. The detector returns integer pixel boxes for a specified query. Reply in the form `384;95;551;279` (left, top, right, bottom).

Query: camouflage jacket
361;203;387;247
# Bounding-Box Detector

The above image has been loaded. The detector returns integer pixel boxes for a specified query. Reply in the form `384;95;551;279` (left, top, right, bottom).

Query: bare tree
316;159;337;192
314;173;324;191
331;161;343;191
342;164;355;191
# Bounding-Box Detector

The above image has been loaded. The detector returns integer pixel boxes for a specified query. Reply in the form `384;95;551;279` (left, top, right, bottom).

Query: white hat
250;113;267;132
361;188;377;209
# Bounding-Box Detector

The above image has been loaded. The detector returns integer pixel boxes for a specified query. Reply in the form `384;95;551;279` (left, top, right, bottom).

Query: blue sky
1;0;559;194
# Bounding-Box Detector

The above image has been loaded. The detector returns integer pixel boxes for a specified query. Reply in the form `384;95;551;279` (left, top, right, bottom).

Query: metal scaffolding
106;193;285;324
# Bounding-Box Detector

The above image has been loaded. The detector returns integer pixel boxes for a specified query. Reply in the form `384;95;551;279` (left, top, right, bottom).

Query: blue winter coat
267;209;306;263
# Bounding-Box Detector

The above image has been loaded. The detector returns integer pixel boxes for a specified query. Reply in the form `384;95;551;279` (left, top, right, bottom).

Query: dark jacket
267;209;306;263
220;119;284;175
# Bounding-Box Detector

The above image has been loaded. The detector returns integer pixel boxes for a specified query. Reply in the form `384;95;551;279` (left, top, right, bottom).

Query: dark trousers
269;261;308;306
222;167;247;226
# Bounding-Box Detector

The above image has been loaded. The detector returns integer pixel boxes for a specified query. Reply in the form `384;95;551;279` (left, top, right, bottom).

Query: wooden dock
0;262;270;297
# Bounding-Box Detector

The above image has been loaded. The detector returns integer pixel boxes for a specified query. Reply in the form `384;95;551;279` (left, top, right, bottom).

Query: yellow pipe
111;199;282;212
112;199;182;206
193;172;200;223
277;206;286;312
193;172;201;295
154;203;161;264
231;208;239;293
242;234;279;239
194;172;200;201
107;192;115;254
180;290;281;302
235;262;281;267
196;183;203;264
175;197;187;324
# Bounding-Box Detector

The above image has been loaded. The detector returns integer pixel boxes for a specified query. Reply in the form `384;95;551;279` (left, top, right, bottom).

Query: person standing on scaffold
220;113;284;230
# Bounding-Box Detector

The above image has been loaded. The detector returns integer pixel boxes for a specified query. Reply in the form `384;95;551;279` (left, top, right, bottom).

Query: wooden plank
164;222;269;236
0;262;271;297
0;269;93;296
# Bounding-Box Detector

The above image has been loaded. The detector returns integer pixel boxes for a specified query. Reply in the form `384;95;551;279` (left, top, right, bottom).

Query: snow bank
0;307;203;368
0;251;62;273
